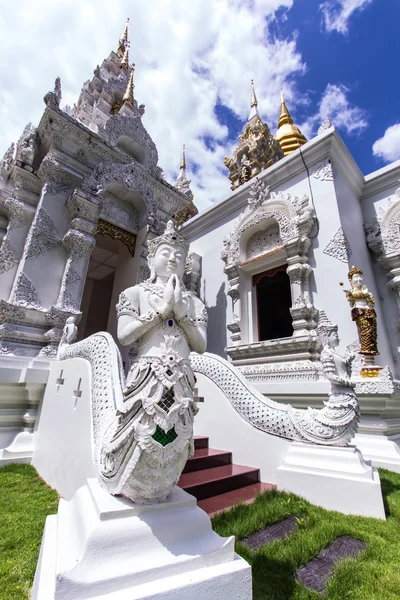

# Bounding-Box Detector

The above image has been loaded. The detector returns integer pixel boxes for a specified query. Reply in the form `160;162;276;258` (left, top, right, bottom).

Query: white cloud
372;124;400;163
320;0;373;34
300;83;368;139
0;0;305;210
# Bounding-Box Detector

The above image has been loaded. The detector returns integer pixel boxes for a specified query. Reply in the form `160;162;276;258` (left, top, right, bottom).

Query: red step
194;436;209;450
198;482;276;518
178;464;260;501
183;448;232;474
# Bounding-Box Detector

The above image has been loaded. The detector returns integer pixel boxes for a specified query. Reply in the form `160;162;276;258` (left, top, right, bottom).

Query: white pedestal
276;442;386;520
31;479;252;600
355;433;400;472
0;431;34;465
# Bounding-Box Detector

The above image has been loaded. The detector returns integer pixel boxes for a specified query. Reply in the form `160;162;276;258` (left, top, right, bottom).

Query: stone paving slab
241;516;298;550
296;535;366;594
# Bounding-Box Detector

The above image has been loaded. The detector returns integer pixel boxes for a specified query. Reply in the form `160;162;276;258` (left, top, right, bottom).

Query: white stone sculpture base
355;433;400;472
276;442;386;520
31;479;252;600
0;431;34;465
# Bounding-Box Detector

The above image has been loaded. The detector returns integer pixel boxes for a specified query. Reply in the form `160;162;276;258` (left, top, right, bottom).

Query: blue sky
0;0;399;209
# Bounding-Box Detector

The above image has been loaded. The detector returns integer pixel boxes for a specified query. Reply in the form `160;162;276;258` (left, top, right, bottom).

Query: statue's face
328;330;339;347
152;243;186;279
351;273;362;288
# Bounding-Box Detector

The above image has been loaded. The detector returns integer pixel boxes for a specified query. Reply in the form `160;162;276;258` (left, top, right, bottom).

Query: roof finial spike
120;41;130;70
180;144;186;170
118;17;130;57
121;63;135;109
278;88;293;127
250;79;258;107
280;88;285;104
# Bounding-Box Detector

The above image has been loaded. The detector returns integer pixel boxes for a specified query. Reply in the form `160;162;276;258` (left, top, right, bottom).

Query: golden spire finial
180;144;186;170
122;64;135;109
274;89;308;156
278;88;293;128
250;79;258;107
117;18;129;57
120;41;130;70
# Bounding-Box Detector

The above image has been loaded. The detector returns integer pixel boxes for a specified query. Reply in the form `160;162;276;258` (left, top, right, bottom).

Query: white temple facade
1;21;400;477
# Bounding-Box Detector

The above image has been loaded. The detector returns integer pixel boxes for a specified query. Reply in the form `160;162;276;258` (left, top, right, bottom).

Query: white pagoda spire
248;79;261;121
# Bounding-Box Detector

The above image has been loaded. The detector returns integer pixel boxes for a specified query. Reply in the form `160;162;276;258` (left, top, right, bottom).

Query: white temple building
1;19;400;485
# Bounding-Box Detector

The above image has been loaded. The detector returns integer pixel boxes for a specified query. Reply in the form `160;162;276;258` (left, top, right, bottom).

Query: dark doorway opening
254;266;293;341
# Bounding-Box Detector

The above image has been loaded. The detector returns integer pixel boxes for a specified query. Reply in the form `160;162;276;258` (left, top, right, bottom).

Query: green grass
212;469;400;600
0;464;58;600
2;466;400;599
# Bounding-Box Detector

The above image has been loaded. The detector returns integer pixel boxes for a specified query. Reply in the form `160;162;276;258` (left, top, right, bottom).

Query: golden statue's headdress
147;220;189;257
348;265;363;281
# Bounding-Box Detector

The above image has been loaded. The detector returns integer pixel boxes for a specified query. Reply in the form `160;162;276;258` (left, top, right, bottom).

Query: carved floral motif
310;157;335;181
323;227;351;263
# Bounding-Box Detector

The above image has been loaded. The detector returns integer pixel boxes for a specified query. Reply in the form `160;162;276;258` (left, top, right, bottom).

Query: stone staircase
178;436;275;516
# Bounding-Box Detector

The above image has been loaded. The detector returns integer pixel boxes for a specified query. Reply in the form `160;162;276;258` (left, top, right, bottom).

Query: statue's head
348;265;363;289
65;316;76;325
147;220;189;281
317;310;339;348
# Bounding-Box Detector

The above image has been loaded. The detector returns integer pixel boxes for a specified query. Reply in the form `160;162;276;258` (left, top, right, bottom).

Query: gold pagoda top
224;81;284;190
274;90;307;156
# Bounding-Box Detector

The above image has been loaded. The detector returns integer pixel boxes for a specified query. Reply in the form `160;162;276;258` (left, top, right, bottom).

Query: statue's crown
348;265;363;280
317;310;337;335
147;220;189;256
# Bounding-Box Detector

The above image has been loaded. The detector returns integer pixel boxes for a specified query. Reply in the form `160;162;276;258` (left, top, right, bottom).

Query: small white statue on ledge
317;310;360;433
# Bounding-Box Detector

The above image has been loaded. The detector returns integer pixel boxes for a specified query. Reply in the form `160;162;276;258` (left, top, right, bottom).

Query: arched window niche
221;178;319;366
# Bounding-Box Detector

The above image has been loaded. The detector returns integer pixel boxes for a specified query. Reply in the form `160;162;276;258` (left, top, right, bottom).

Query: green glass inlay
152;425;178;447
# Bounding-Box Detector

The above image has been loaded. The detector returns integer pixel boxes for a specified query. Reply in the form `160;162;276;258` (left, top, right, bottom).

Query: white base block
276;442;386;520
355;433;400;472
0;431;33;465
31;479;252;600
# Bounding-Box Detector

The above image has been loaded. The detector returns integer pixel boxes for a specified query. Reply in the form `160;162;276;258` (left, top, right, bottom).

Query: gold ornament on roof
120;41;130;70
341;265;383;378
224;80;283;190
117;18;130;58
121;64;135;110
274;90;307;156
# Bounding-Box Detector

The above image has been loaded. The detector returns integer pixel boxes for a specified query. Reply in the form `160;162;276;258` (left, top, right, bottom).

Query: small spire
177;144;187;182
180;144;186;170
278;88;293;128
251;79;258;107
117;18;129;57
120;41;130;70
121;64;135;109
248;79;260;121
275;89;307;156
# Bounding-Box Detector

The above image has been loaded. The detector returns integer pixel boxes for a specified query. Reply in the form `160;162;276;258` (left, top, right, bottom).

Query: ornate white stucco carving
0;237;19;274
12;273;42;309
318;117;333;135
323;227;351;263
25;207;61;258
310;158;335;181
99;115;159;173
191;352;359;446
245;223;282;261
221;177;317;347
100;192;139;232
239;360;323;382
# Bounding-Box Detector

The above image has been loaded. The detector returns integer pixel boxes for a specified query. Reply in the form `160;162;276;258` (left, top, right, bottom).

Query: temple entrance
254;265;293;341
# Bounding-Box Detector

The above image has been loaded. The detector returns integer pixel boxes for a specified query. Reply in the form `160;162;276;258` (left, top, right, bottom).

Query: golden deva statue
342;266;382;377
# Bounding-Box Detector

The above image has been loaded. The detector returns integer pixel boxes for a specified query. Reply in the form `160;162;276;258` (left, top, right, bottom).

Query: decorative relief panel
0;237;19;274
25;207;61;259
100;192;139;232
323;227;351;263
310;157;335;181
96;219;136;256
246;223;282;261
12;273;42;309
